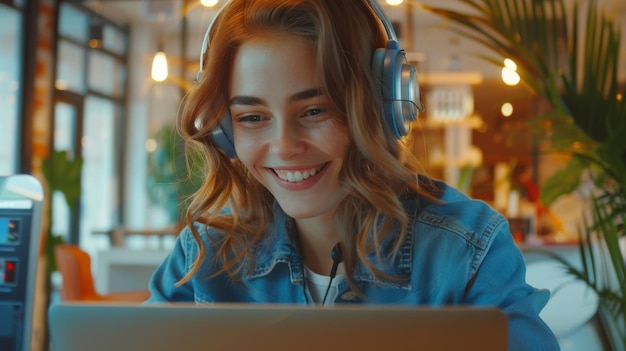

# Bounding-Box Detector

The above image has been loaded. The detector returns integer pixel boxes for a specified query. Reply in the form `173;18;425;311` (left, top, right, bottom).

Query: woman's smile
271;163;328;183
267;163;330;191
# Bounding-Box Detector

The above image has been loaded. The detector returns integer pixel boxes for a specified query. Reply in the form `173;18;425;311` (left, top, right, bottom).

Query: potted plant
422;0;625;348
41;149;83;274
37;149;82;349
147;123;204;225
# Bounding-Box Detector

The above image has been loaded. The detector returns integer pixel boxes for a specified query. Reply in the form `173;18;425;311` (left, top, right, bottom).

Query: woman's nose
268;120;306;159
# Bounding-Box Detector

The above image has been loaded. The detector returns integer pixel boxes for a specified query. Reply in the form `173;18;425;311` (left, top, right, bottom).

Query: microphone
329;242;343;278
322;242;343;305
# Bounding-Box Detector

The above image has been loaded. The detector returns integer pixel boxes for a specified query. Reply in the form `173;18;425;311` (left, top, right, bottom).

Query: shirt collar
242;194;423;287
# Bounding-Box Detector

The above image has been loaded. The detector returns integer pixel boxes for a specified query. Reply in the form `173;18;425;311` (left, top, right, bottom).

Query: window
0;5;23;175
56;40;86;93
80;96;120;246
88;50;125;98
54;3;129;254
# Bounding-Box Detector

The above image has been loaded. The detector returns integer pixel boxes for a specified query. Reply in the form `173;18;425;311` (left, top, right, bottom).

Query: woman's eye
303;107;326;118
236;115;264;123
233;114;268;129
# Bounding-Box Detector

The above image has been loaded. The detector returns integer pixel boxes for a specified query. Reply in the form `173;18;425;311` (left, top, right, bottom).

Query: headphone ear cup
211;111;237;158
372;40;421;139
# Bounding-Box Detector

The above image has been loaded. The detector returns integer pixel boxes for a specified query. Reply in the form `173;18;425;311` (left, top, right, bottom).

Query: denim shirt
148;181;559;350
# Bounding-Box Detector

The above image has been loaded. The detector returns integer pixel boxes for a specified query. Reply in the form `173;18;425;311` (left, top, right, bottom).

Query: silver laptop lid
0;175;44;351
49;302;507;351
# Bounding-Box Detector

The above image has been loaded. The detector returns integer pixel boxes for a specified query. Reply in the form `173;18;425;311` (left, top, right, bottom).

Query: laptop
48;302;507;351
0;175;44;351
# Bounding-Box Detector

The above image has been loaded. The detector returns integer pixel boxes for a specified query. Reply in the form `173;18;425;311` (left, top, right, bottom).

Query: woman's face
229;31;350;222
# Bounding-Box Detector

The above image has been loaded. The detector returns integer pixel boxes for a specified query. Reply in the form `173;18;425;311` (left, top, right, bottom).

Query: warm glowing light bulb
151;51;168;82
501;67;520;86
386;0;403;5
55;80;69;90
501;58;520;86
504;58;517;70
200;0;219;7
501;102;513;117
145;138;158;152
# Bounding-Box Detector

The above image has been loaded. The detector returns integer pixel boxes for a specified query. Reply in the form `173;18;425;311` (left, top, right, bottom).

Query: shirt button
341;291;357;301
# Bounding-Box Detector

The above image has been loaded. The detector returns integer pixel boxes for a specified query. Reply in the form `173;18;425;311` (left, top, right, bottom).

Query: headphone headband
368;0;397;42
196;0;412;83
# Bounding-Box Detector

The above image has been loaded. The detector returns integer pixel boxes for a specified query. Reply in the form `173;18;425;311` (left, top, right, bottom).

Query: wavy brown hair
177;0;434;286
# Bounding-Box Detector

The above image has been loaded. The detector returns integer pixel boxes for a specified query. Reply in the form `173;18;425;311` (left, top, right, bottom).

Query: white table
521;243;603;350
95;248;169;294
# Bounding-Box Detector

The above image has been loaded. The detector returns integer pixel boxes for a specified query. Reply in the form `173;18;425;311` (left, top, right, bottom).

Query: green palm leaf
423;0;625;347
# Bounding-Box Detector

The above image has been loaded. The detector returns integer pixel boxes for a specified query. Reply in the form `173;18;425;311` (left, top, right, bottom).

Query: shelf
417;114;484;130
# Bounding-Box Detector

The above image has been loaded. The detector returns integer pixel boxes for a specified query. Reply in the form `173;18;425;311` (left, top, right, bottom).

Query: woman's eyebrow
288;88;322;103
229;95;266;107
229;88;322;107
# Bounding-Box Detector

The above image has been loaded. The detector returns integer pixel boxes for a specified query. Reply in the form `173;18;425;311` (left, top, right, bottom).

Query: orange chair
54;244;151;302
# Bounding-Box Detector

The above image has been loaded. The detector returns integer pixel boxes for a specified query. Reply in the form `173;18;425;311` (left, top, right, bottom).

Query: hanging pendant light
151;46;168;82
89;17;104;48
200;0;219;7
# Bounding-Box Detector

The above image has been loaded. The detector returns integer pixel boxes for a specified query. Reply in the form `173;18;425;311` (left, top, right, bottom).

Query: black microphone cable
321;242;343;305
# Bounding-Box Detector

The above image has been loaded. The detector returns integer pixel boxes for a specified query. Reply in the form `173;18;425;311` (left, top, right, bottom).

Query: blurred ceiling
81;0;626;76
84;0;626;28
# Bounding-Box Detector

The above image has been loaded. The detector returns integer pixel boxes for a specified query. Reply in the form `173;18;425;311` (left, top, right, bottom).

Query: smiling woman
147;1;559;349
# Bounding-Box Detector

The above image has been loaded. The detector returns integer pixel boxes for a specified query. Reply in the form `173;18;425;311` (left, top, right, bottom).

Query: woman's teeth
274;165;324;183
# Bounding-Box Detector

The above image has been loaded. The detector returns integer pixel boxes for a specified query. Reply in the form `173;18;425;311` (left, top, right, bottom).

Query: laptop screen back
49;302;508;351
0;175;44;351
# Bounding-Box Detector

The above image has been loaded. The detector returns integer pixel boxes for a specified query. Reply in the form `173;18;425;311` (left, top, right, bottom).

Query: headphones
196;0;424;159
